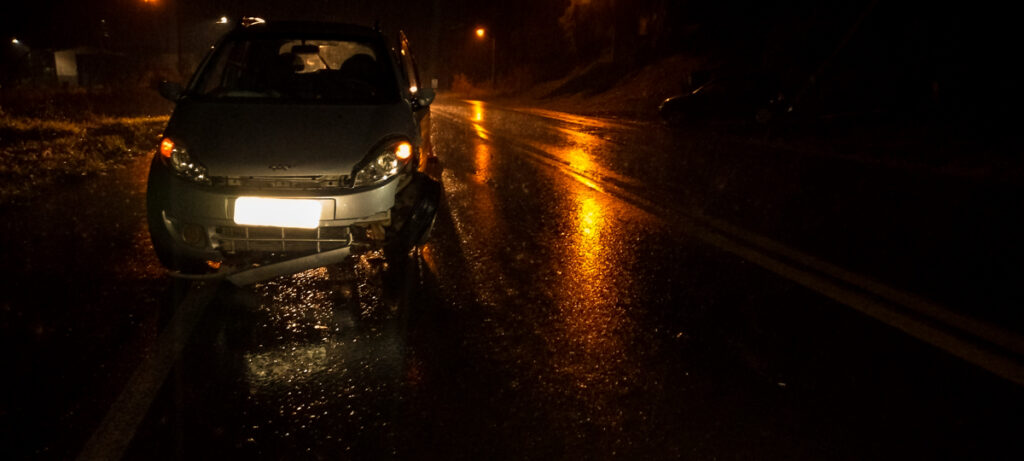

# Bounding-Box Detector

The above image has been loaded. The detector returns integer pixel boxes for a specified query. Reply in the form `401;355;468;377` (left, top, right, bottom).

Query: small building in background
53;47;128;88
3;47;129;88
53;49;79;86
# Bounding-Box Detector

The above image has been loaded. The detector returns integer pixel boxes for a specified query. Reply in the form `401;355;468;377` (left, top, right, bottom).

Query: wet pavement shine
3;97;1023;460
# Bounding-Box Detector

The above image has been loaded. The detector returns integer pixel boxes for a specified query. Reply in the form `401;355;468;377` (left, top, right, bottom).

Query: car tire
146;170;210;275
415;215;436;247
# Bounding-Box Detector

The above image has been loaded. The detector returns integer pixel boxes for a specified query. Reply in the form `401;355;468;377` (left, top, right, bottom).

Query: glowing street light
217;16;230;24
474;27;495;89
11;37;20;45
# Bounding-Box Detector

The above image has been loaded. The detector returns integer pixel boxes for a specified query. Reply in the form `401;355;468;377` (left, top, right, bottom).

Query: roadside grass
0;114;168;205
0;88;172;204
0;87;173;121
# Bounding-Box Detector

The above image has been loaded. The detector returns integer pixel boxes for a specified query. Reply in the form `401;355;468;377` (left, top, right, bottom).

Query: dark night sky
2;0;480;48
2;0;504;79
3;0;1018;116
4;1;1013;65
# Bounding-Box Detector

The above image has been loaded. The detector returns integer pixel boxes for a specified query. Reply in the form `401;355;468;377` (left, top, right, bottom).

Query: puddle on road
132;252;414;458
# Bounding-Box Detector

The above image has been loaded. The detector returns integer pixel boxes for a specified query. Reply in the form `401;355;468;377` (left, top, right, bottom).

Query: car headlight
352;139;413;188
160;137;210;184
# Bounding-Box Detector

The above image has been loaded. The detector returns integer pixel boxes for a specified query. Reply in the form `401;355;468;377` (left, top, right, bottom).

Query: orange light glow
475;28;486;38
470;100;484;122
473;142;491;183
469;100;489;139
396;142;413;160
160;138;174;158
472;124;489;140
575;196;604;259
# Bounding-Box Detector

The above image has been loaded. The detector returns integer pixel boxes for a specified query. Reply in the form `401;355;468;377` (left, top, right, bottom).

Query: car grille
211;176;347;189
213;225;351;254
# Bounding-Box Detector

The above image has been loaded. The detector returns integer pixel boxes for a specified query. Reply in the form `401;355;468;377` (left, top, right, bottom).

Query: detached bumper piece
226;246;353;286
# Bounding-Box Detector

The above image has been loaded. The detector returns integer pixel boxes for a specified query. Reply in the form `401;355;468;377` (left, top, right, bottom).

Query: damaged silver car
146;20;441;282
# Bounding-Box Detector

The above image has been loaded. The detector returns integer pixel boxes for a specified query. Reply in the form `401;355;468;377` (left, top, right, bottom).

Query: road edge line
696;213;1024;358
522;132;1024;384
75;281;218;461
441;101;1024;385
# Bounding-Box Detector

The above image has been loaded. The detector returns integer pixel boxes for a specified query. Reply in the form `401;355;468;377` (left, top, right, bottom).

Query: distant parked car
659;72;791;125
147;19;440;276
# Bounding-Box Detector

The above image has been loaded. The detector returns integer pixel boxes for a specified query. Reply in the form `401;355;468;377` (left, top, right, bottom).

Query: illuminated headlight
160;137;210;184
352;140;413;187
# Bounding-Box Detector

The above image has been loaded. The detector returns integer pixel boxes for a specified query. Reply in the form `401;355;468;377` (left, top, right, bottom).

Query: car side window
195;41;246;95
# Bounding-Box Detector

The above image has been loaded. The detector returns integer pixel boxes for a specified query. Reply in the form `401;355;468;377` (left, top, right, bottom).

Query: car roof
227;20;385;40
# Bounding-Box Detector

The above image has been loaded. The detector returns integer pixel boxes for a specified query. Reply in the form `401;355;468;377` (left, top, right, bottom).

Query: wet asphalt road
3;97;1024;459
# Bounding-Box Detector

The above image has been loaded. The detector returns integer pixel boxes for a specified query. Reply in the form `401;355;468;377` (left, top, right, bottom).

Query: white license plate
233;197;322;229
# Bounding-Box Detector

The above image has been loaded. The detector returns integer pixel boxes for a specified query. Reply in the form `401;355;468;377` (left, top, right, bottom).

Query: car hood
164;100;418;178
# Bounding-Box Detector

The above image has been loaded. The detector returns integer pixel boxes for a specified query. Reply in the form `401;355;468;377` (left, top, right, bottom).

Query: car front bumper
148;158;399;263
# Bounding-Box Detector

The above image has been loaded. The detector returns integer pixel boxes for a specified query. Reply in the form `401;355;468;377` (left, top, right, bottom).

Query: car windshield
192;37;399;103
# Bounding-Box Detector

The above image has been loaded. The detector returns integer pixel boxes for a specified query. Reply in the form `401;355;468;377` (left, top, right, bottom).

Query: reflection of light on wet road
577;196;603;252
559;192;628;356
431;100;664;442
468;100;489;140
436;100;507;309
473;142;491;183
515;113;645;191
565;147;595;176
562;194;623;355
235;264;404;447
246;343;331;386
563;148;605;192
552;184;637;425
543;124;617;193
472;125;489;140
246;267;342;392
469;100;484;122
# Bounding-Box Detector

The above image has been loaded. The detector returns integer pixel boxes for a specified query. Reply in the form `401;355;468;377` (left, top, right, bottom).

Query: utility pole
429;0;441;89
489;35;495;89
173;0;183;78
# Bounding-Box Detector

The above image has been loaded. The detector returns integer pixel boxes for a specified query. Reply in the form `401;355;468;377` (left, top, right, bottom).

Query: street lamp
11;38;20;45
474;27;495;89
217;16;230;24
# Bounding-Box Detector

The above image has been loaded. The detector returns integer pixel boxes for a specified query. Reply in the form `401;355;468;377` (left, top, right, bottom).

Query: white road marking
76;281;219;461
440;101;1024;385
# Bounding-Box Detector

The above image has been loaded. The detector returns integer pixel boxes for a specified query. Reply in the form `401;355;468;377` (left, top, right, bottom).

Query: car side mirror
158;81;184;102
414;87;435;109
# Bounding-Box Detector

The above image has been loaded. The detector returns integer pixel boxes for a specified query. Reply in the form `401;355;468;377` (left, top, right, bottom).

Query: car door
397;31;436;175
